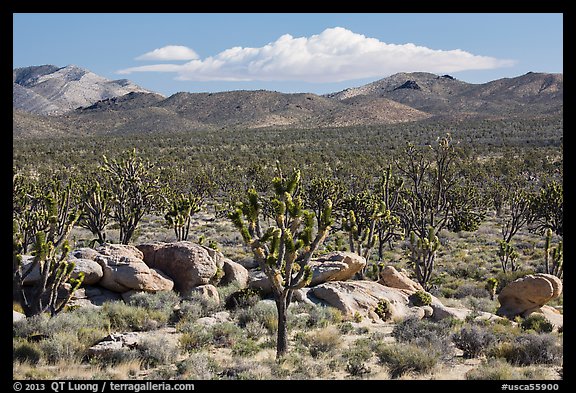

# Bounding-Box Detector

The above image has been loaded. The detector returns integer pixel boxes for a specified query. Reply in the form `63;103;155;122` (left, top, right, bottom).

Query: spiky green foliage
373;165;405;260
100;149;164;244
395;134;486;289
13;178;83;317
409;290;432;307
530;180;563;237
77;179;111;245
342;188;401;278
407;227;440;290
543;228;562;278
497;240;520;273
229;164;332;358
164;191;202;241
485;278;499;300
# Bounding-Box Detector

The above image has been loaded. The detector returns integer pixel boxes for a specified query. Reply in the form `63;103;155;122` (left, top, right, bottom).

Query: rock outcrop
378;265;424;293
137;241;219;295
496;273;563;318
247;251;366;294
309;252;366;286
73;244;174;293
309;280;425;321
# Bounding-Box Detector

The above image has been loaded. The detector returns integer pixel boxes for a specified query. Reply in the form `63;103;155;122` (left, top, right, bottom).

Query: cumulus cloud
135;45;199;61
119;27;515;82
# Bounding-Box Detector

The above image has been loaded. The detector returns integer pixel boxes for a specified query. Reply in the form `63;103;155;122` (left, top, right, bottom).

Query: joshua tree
100;149;163;244
77;179;111;245
342;190;392;278
164;191;202;241
543;228;563;278
395;135;485;289
530;180;563;237
229;165;332;358
13;179;83;317
485;278;498;301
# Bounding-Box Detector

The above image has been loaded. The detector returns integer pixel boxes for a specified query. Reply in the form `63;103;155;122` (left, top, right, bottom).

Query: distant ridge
13;65;562;138
13;65;157;115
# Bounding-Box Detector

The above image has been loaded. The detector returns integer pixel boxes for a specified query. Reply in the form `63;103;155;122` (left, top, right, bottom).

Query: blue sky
13;13;563;96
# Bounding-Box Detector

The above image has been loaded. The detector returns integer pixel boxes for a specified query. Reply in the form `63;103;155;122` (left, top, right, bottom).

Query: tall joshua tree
13;179;83;317
100;149;163;244
229;165;332;358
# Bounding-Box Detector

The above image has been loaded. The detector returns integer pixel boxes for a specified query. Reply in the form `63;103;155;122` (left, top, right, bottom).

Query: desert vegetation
12;116;563;380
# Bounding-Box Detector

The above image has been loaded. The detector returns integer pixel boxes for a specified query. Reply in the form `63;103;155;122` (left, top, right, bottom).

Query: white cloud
119;27;515;82
135;45;199;61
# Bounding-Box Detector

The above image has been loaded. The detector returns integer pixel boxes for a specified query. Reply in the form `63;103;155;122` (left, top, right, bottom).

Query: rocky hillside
13;66;562;138
13;65;156;115
326;72;563;117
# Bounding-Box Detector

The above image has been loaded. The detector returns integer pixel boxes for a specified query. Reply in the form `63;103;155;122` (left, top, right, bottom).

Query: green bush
489;333;562;366
231;338;261;357
375;343;438;379
210;322;243;347
176;353;220;379
179;329;212;352
302;326;341;358
127;291;180;313
466;359;552;380
224;288;262;310
235;302;278;334
409;291;432;306
13;339;42;364
178;293;221;323
392;316;454;357
103;302;169;331
138;336;179;368
452;324;498;358
343;340;373;377
521;314;554;333
39;332;84;364
374;299;392;321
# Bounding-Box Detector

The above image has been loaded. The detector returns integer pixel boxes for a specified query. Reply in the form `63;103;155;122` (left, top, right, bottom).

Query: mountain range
13;65;563;138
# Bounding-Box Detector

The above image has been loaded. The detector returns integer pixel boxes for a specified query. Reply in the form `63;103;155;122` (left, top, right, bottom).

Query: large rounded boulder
137;241;220;295
496;273;563;318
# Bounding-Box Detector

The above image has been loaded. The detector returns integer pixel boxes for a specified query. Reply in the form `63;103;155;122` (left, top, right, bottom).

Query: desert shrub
77;326;108;347
408;291;432;306
235;301;278;334
454;284;490;299
179;327;213;352
90;348;141;367
126;291;180;314
375;342;438;379
343;339;373;377
338;322;355;335
211;322;243;347
302;326;341;358
13;314;51;338
13;339;42;364
466;358;553;380
392;316;454;357
102;302;169;331
461;296;499;314
374;299;392;321
39;332;84;364
244;321;267;340
224;288;262;310
138;336;179;368
521;314;554;333
231;338;261;357
176;353;220;380
489;333;562;366
452;324;498;358
178;293;221;323
289;303;343;329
